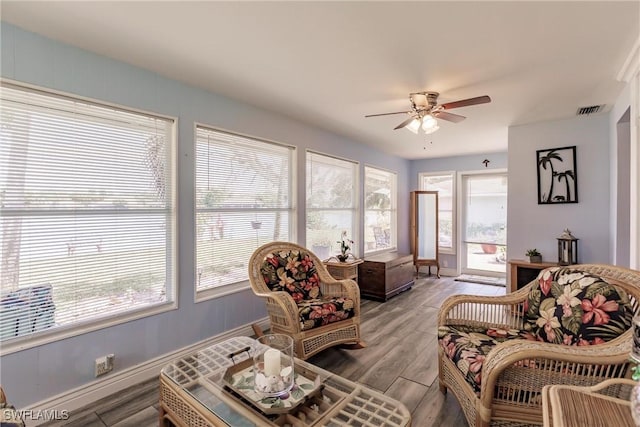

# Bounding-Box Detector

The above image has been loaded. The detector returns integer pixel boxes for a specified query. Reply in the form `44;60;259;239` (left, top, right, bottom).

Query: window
306;152;358;259
364;166;397;253
420;172;455;253
0;82;176;349
195;126;295;297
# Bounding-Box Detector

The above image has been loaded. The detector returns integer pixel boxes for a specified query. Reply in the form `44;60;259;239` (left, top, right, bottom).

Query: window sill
195;280;251;303
0;300;178;356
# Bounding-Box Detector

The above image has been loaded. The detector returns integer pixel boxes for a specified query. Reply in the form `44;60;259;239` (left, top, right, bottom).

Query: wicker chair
248;241;362;360
438;264;640;427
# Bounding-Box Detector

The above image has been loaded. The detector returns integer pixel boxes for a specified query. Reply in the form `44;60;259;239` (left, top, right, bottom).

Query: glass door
460;172;508;276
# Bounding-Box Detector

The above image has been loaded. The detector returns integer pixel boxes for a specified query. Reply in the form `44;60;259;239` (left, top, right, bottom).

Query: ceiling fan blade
394;116;416;130
434;111;466;123
440;95;491;110
365;111;411;118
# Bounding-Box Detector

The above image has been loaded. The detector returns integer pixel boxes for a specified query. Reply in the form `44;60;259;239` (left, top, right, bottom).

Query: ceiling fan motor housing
410;91;439;109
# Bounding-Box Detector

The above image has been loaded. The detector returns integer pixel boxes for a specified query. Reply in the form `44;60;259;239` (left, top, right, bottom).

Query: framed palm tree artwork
536;146;578;204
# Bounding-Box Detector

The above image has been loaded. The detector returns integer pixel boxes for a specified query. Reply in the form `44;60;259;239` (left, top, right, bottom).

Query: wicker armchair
438;264;640;427
248;241;362;360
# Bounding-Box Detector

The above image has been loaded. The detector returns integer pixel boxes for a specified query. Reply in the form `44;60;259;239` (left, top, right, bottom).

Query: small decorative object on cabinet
525;248;542;263
557;228;578;265
358;253;414;301
336;230;354;262
410;191;440;277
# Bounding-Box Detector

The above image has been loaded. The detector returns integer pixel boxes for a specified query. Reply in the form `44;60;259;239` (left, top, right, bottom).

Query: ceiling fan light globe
423;125;439;135
407;119;421;134
421;115;438;132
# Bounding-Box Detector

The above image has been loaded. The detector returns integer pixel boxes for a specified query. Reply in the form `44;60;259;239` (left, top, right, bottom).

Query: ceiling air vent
576;105;605;116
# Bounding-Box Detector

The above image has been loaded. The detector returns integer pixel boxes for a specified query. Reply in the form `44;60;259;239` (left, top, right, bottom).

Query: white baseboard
25;317;270;426
438;267;458;277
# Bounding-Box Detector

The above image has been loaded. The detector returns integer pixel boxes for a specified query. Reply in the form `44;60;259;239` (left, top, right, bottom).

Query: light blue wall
507;114;610;265
409;152;508;271
0;22;411;407
409;152;508;190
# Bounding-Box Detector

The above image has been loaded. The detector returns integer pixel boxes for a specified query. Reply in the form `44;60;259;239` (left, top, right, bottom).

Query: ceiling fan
365;92;491;134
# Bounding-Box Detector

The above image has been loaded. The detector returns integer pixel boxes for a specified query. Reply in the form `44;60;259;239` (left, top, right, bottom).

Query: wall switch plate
95;354;115;377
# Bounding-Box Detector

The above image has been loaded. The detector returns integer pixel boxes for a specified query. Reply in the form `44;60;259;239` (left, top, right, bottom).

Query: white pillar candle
263;348;281;376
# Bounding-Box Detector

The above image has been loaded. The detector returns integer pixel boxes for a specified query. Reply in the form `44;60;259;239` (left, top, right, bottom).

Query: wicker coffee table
542;379;636;427
159;336;411;426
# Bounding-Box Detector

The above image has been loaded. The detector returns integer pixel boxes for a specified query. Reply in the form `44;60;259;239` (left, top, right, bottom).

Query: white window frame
364;165;397;254
419;171;456;255
305;151;359;258
194;124;296;302
0;80;177;355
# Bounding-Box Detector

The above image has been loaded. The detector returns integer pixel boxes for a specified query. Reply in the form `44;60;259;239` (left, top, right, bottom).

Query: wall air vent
576;105;605;116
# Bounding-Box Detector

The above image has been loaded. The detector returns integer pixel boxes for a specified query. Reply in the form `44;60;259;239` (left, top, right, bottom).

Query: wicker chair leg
476;403;491;427
340;340;367;349
439;382;447;394
251;323;264;338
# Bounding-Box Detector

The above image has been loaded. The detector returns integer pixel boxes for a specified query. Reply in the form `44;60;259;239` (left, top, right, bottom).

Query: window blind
306;152;358;258
364;166;397;253
195;126;295;292
0;82;175;344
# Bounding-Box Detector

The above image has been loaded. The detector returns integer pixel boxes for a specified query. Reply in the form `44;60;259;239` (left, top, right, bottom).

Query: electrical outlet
95;354;115;377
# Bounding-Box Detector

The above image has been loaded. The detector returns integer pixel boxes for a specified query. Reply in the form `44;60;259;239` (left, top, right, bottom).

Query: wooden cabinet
410;191;440;277
358;253;414;301
508;259;558;292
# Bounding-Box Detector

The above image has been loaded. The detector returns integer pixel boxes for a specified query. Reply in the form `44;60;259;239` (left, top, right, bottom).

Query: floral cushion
298;297;355;331
523;267;633;345
261;249;322;302
438;325;526;394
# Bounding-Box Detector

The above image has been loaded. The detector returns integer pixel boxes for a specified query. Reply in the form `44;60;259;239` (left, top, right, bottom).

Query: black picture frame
536;146;578;204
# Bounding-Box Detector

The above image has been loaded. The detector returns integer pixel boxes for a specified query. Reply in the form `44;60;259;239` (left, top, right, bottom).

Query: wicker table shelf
323;258;363;284
159;336;412;427
542;379;636;427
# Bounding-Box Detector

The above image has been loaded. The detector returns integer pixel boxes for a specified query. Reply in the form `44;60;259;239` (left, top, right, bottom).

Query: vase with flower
336;231;354;262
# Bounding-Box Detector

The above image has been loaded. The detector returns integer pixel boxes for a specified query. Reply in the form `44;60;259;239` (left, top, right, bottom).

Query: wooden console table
160;336;412;427
508;259;558;292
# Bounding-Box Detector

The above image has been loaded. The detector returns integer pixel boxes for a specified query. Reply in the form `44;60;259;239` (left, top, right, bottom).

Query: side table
323;258;363;284
542;379;636;427
508;259;558;292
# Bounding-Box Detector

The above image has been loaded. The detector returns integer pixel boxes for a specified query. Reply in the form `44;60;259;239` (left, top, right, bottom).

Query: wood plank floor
41;274;505;426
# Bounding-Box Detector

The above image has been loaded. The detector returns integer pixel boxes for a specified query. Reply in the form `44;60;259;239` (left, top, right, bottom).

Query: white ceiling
1;1;638;159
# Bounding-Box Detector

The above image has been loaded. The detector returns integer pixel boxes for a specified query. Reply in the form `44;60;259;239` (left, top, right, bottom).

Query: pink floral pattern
261;249;322;301
581;294;618;325
523;268;632;345
298;297;354;330
438;325;525;394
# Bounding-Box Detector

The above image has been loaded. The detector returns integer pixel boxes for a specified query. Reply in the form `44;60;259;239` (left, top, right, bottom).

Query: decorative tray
220;358;323;415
